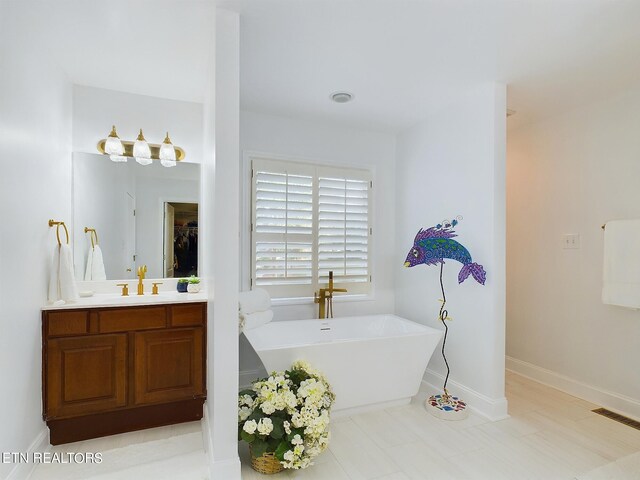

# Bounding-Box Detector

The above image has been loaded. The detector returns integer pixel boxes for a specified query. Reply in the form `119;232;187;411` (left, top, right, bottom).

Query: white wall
0;3;72;479
73;85;204;162
507;85;640;419
239;110;397;377
202;8;241;479
395;84;507;420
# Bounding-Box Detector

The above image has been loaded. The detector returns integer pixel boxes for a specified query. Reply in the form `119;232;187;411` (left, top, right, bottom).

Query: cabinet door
134;328;204;405
46;334;127;419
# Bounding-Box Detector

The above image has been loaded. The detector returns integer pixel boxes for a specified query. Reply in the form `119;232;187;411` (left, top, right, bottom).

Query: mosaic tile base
425;394;469;420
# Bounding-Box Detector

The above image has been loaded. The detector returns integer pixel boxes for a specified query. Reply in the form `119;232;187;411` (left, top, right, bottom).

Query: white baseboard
201;404;213;456
202;403;242;479
239;368;264;389
209;456;241;479
506;356;640;422
6;427;50;480
422;369;509;421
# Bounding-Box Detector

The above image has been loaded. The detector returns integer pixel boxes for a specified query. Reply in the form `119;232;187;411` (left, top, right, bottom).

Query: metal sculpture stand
424;262;469;420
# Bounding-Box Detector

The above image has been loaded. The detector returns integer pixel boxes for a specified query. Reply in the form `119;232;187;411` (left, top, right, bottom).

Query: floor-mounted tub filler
244;314;442;416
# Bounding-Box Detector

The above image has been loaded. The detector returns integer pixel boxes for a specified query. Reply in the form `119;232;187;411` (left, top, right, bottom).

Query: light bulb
104;125;124;155
110;155;128;163
159;132;177;167
133;128;151;166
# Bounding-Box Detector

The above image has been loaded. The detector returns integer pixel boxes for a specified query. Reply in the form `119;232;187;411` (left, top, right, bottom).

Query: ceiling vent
330;92;353;103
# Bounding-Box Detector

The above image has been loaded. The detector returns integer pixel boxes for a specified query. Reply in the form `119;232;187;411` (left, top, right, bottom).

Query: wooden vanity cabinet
42;302;206;445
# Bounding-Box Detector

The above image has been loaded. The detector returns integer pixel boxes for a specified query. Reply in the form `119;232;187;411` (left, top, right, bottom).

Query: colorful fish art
403;218;486;285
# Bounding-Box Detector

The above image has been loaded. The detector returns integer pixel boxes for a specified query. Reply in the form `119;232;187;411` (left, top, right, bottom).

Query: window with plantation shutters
317;175;369;285
251;157;372;298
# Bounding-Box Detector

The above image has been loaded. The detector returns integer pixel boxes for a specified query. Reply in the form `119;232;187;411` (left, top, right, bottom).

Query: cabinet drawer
47;311;88;337
170;304;205;327
98;307;166;333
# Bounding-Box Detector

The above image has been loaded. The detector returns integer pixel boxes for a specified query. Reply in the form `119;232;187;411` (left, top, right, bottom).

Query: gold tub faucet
314;271;347;319
137;265;147;295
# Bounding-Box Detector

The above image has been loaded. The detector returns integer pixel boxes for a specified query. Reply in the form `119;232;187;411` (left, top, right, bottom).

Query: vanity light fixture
159;132;177;168
104;125;124;156
133;129;152;166
97;127;186;166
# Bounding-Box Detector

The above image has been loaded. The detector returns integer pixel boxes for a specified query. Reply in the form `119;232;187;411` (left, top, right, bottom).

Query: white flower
284;421;291;435
238;406;252;421
257;418;273;436
291;434;303;446
261;402;276;415
243;420;257;435
293;444;304;456
242;394;254;407
283;450;295;462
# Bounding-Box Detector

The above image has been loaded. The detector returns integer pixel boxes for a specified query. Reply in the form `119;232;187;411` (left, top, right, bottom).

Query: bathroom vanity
42;299;206;444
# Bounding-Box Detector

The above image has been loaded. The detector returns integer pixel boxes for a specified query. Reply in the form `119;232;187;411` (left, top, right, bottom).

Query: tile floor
28;371;640;479
240;371;640;480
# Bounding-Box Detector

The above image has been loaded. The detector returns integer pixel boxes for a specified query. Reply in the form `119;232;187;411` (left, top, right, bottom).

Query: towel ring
49;219;69;246
84;227;99;249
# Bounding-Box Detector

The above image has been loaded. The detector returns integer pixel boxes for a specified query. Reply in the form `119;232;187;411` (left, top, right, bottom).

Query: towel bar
48;219;69;245
84;227;99;248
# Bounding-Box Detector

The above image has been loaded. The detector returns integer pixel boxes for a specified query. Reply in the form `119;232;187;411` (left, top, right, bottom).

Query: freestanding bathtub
244;314;442;415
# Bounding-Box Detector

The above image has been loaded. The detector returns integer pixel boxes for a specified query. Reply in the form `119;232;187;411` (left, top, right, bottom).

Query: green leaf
238;389;255;397
270;417;284;439
274;440;290;461
267;436;280;452
287;428;304;442
240;430;255;444
252;439;268;458
247;409;262;422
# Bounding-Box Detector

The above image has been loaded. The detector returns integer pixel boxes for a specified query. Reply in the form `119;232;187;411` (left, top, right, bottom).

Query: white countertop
43;290;209;311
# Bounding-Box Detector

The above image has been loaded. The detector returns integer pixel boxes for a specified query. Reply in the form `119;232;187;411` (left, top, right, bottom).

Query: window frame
249;155;373;300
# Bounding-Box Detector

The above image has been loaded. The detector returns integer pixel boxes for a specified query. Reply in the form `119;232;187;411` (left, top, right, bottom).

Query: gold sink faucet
136;265;147;295
314;271;347;319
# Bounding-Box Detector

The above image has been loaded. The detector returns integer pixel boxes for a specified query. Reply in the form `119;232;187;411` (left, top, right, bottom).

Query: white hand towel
239;288;271;314
602;219;640;308
243;310;274;330
48;245;61;303
84;247;94;281
59;244;79;302
48;244;79;303
89;245;106;281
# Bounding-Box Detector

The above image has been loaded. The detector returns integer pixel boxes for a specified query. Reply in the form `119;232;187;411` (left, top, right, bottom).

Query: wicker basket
249;447;284;475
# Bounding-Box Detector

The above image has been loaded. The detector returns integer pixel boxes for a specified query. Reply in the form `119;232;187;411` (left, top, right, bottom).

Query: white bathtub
244;314;442;415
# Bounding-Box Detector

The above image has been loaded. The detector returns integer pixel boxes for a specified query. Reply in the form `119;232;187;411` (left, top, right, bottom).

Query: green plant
177;278;189;284
188;275;200;284
238;361;334;470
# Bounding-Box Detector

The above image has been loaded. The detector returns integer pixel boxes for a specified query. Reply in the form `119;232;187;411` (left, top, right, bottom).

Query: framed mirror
72;152;200;281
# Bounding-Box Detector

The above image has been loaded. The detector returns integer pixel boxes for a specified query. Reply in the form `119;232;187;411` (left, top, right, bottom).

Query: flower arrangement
238;360;335;470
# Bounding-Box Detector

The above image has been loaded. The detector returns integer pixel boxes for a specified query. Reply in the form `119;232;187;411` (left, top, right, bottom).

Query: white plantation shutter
318;174;370;289
251;157;371;298
252;159;314;297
